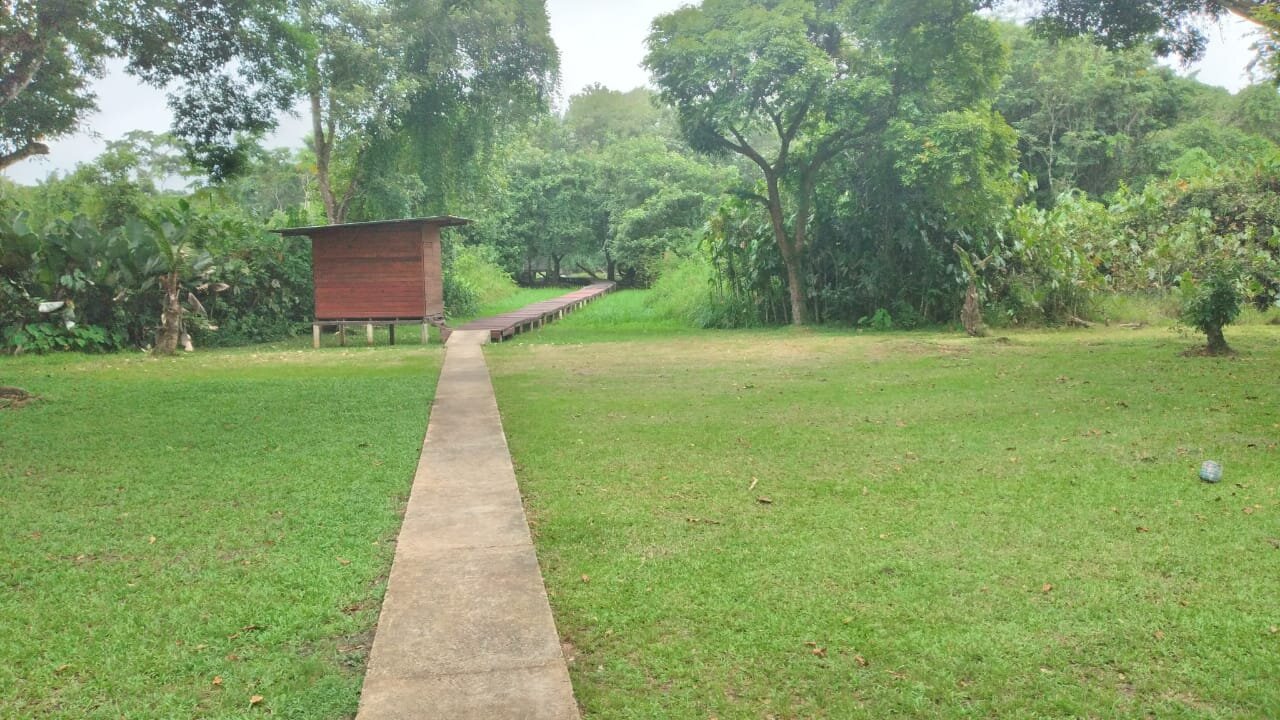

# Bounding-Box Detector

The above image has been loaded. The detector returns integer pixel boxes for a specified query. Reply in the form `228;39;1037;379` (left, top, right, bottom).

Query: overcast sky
1;2;1262;185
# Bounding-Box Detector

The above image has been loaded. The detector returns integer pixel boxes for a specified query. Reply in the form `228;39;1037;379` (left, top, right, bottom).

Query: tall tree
0;1;297;177
646;0;1008;325
297;0;407;223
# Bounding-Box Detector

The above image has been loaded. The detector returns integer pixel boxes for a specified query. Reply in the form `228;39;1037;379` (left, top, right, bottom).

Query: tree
597;136;734;283
564;86;674;149
646;0;1009;325
296;0;408;223
0;0;101;169
1019;1;1280;78
996;24;1205;204
347;0;559;220
0;1;297;177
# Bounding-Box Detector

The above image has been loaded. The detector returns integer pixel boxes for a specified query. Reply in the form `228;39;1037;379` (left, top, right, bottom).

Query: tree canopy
646;0;1010;324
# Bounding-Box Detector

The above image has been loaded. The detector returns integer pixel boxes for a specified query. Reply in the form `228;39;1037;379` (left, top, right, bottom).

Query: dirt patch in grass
0;386;37;409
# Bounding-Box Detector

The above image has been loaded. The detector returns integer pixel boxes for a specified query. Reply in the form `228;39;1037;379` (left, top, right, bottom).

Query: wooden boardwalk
456;282;615;342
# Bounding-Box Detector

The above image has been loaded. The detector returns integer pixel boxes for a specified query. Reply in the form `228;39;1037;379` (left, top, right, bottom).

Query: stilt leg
313;323;321;349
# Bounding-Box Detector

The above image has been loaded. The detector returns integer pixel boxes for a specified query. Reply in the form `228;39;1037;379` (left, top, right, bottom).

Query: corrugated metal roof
273;215;472;236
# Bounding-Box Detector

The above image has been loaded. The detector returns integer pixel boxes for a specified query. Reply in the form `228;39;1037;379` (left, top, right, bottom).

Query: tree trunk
1205;324;1230;355
961;281;985;337
156;274;182;355
552;255;563;284
764;174;808;325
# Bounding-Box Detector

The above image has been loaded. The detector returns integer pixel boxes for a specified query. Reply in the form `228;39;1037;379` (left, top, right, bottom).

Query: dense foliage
2;1;1279;354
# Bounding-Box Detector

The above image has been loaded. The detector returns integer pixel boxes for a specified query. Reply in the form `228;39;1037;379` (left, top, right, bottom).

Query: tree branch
729;188;770;207
725;125;774;175
0;141;50;171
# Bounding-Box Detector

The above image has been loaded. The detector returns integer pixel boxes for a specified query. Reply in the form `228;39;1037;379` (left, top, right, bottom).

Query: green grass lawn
0;344;441;718
489;292;1280;718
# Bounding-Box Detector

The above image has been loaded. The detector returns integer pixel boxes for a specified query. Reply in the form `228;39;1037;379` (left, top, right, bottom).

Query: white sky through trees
0;2;1260;184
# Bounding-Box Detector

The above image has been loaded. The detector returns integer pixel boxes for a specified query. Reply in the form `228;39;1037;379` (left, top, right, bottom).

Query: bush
646;252;764;329
1179;262;1244;354
444;243;517;319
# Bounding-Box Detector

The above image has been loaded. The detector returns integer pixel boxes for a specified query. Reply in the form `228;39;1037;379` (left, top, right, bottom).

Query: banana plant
125;201;227;355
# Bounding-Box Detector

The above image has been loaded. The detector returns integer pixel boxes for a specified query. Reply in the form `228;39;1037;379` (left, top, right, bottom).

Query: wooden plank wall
421;225;444;318
314;226;429;320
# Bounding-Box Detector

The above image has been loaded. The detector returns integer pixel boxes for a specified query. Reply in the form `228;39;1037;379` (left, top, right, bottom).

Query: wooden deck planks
456;282;616;342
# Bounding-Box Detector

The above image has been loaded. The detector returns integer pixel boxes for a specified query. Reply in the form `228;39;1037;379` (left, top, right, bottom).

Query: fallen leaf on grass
580;574;590;584
337;557;351;566
1269;626;1278;635
1042;583;1054;593
1137;526;1150;533
212;676;223;687
1244;507;1255;516
854;654;869;667
148;536;156;544
1154;630;1165;640
756;496;773;505
249;695;263;707
811;647;827;658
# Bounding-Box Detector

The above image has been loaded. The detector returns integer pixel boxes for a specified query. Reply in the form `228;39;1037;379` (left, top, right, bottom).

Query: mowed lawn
0;344;440;718
489;295;1280;718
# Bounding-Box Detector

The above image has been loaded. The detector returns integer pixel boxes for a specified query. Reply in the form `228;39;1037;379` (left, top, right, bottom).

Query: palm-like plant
125;201;225;355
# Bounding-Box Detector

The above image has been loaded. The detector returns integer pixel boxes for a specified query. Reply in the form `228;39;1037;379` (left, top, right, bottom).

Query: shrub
443;243;517;319
1178;262;1244;354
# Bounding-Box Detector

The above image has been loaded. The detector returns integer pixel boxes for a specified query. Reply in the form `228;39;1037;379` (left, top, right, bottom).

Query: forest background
1;0;1278;354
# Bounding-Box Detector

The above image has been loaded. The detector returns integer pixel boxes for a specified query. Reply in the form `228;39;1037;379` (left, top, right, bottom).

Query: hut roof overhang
274;216;472;238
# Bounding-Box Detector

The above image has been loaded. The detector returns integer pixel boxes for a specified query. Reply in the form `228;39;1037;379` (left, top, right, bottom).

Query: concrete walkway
356;330;578;719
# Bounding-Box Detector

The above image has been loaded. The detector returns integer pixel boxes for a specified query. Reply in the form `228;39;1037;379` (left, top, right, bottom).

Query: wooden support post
366;323;375;346
313;324;321;349
340;325;347;347
389;324;396;346
422;322;430;345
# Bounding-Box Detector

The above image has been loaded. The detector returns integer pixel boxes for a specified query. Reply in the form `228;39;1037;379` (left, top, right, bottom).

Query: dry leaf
580;574;590;583
811;647;827;658
226;653;240;662
337;557;351;566
249;694;264;706
1041;583;1054;593
1137;526;1150;533
854;654;869;667
212;676;223;687
1154;630;1165;640
148;536;156;544
756;496;773;505
1243;507;1255;515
